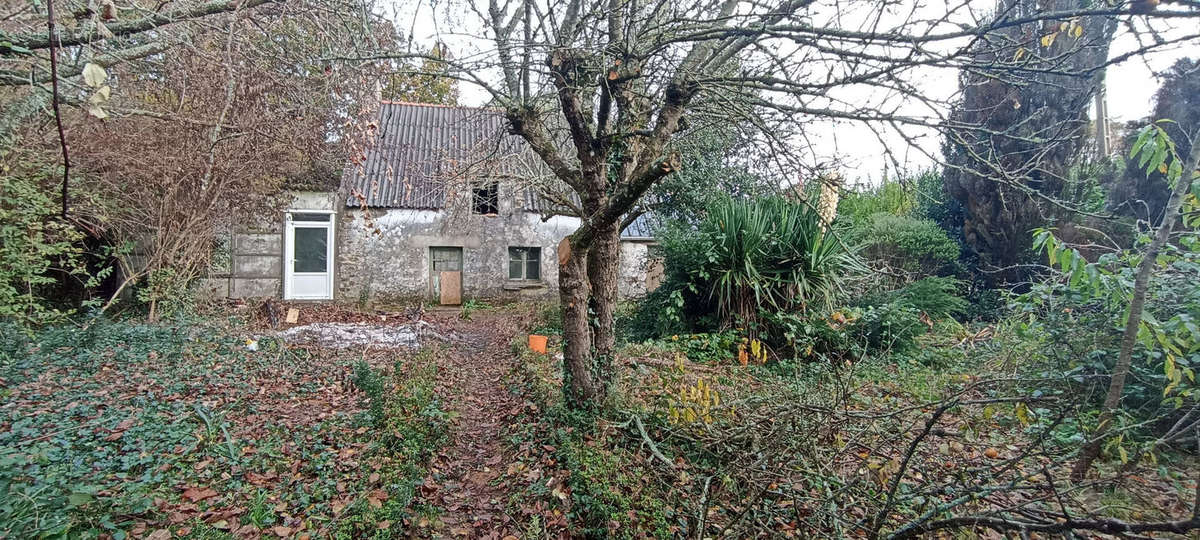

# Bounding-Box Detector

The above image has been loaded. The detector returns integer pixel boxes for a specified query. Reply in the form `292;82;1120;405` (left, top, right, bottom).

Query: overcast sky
385;1;1200;186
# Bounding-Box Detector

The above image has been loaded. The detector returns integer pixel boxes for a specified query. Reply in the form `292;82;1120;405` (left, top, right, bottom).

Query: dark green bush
849;213;960;278
890;277;968;320
853;301;925;354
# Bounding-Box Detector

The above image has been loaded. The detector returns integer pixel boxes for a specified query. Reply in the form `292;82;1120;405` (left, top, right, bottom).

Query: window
472;181;499;215
508;247;541;281
431;247;463;272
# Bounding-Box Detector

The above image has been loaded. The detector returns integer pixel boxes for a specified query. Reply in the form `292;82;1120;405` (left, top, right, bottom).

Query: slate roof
342;101;656;239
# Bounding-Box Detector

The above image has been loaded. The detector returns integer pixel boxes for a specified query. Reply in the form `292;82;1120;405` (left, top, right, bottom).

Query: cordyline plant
699;196;856;329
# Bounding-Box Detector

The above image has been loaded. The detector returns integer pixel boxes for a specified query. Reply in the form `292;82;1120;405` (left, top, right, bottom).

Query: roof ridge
379;100;500;112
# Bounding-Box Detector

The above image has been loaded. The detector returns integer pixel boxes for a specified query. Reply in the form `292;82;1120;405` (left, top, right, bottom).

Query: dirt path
421;310;531;537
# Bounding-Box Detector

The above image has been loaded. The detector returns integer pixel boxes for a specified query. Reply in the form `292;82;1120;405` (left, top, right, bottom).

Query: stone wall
338;199;653;303
338;206;580;303
617;241;651;299
225;189;655;303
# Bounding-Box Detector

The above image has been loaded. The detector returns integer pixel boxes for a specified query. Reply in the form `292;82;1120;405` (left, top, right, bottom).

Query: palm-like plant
698;197;860;328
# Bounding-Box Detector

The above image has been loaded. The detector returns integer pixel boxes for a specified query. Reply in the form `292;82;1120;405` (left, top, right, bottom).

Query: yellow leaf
1072;24;1083;38
86;104;109;119
1014;47;1027;61
1015;402;1031;426
82;63;107;88
1158;162;1168;174
1041;32;1057;47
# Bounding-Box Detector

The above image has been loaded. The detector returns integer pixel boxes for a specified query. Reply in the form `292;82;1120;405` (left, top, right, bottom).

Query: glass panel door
293;227;328;273
285;218;333;300
429;247;463;300
431;247;463;271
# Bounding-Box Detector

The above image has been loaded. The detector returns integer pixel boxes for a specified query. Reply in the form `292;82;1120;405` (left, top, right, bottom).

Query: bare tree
357;0;1200;408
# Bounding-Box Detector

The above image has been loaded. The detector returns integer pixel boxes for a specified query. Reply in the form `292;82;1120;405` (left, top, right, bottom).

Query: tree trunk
559;236;603;407
587;222;621;396
1071;136;1200;481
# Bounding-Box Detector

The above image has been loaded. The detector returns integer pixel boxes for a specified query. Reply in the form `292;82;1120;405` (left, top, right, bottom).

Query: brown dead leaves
181;486;218;503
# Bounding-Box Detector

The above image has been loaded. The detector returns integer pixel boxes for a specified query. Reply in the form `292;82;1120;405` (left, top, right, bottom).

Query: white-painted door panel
284;214;334;300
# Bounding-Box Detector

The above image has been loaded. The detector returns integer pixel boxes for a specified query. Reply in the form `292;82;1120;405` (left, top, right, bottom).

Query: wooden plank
285;308;300;324
439;271;462;305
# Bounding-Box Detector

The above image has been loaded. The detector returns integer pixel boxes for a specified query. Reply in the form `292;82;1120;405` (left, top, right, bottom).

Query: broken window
508;247;541;280
472;181;499;215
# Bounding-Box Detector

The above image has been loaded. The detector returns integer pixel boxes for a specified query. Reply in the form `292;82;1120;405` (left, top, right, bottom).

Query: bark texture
558;239;602;406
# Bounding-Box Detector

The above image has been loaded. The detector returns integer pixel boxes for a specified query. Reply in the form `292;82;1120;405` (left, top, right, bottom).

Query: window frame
507;246;541;281
471;180;500;215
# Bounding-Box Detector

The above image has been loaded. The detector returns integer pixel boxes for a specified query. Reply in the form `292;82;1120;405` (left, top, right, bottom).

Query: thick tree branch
6;0;278;51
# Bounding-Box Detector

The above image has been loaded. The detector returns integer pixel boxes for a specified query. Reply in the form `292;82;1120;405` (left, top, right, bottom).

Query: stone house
219;101;660;304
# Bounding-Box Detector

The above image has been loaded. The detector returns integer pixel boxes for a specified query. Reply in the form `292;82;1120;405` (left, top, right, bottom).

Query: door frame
428;246;464;299
283;210;336;300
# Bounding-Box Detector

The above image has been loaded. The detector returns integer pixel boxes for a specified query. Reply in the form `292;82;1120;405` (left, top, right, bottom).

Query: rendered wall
338;199;653;303
337;206;579;303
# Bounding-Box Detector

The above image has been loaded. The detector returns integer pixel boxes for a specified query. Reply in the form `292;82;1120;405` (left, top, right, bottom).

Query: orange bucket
528;334;548;354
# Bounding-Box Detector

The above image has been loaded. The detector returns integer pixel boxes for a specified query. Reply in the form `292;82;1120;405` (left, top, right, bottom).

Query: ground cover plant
0;313;449;538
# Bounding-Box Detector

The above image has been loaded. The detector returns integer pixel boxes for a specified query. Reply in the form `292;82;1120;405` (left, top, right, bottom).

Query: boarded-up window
508;247;541;280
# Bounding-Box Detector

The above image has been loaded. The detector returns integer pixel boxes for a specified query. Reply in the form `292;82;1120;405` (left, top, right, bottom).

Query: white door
284;212;334;300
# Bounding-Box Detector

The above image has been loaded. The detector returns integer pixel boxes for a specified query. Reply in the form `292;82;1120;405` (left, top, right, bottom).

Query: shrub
762;309;860;361
850;213;960;279
1017;268;1200;422
651;331;743;364
853;301;925;354
651;196;859;332
890;277;968;320
837;177;916;222
0;164;86;325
